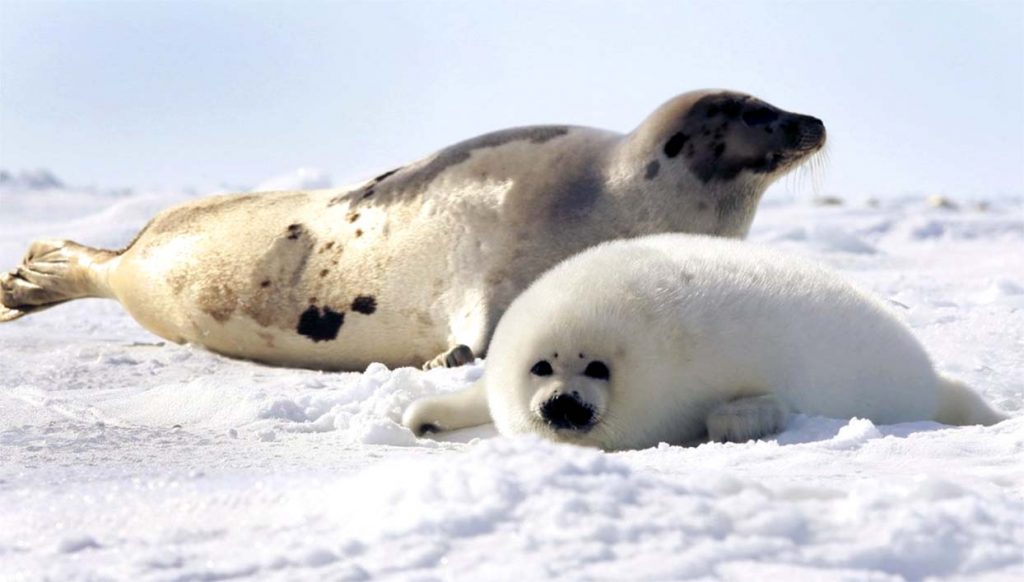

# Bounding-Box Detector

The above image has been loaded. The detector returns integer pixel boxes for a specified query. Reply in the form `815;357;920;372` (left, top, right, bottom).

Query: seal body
403;235;1005;449
1;90;826;370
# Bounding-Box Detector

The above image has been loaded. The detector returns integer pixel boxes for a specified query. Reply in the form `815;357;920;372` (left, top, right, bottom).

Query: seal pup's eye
530;360;554;376
583;361;610;381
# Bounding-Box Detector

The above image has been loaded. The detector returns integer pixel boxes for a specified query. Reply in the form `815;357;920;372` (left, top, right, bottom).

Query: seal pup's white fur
403;235;1005;449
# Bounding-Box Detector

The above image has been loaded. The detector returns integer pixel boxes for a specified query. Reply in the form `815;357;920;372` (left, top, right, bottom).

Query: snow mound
325;436;1023;580
767;224;878;254
893;215;1024;242
975;278;1024;308
252;167;332;192
0;168;64;190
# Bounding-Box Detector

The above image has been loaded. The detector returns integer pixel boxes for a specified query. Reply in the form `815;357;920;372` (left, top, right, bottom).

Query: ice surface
0;179;1021;580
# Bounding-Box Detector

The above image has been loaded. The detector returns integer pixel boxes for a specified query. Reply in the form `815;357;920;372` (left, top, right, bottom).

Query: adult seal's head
625;89;826;183
615;90;826;233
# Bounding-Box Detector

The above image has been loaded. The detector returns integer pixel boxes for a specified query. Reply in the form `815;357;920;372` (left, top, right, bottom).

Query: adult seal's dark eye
583;361;610;380
530;360;553;376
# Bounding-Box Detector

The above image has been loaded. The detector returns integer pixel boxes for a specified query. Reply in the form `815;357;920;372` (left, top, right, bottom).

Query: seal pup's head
522;354;611;437
486;332;628;450
484;240;716;450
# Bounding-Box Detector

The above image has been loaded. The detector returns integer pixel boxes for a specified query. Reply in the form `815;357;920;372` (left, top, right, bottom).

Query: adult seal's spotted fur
402;235;1006;449
0;90;826;370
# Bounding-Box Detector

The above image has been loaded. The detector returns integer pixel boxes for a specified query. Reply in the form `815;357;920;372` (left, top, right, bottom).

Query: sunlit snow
1;177;1021;581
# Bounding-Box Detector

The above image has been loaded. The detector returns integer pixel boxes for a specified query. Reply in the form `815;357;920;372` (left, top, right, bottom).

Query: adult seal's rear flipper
0;239;118;323
1;304;32;322
0;302;70;322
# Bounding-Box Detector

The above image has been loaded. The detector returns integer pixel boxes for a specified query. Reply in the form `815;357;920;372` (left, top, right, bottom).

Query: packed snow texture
0;176;1022;581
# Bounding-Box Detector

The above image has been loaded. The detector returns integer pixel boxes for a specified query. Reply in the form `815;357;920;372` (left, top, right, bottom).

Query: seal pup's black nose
540;394;595;430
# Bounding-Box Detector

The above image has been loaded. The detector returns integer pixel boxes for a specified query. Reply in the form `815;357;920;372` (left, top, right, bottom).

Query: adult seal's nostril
540;394;595;430
797;115;826;149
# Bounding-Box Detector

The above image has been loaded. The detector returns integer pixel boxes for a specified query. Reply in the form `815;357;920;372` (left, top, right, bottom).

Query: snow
0;176;1022;581
251;167;333;193
0;169;64;191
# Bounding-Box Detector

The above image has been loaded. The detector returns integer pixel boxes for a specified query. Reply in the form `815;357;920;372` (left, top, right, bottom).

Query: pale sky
2;0;1022;198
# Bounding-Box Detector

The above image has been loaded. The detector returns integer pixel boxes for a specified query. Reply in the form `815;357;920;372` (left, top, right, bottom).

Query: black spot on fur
260;280;271;288
644;160;660;180
721;100;741;118
781;120;801;148
347;212;360;223
296;306;344;342
286;224;303;240
743;107;779;126
355;229;363;238
749;152;785;174
374;168;400;183
680;93;820;184
663;132;689;158
319;269;329;277
351;295;377;315
327;167;403;208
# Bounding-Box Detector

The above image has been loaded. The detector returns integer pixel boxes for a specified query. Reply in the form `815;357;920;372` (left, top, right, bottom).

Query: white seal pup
403;235;1006;449
1;90;825;371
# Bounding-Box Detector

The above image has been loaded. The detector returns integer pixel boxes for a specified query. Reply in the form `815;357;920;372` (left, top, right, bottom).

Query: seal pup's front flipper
403;379;491;436
705;394;790;443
